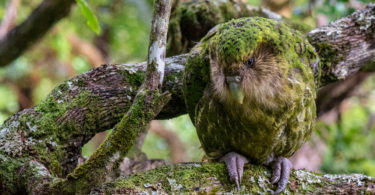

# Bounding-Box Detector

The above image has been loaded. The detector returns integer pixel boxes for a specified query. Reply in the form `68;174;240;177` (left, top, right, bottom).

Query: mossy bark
0;55;183;194
93;163;375;194
307;4;375;86
49;0;173;193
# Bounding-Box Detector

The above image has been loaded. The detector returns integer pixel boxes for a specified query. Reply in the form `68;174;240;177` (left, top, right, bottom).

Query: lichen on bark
92;163;375;194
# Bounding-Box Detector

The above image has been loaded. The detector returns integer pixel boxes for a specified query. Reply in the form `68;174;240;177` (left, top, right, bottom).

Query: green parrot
183;17;319;194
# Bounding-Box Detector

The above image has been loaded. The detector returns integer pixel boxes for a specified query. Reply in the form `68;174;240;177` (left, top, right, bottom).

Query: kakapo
183;17;319;194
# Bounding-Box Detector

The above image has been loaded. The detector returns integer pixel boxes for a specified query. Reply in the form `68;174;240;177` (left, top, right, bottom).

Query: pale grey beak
226;76;244;104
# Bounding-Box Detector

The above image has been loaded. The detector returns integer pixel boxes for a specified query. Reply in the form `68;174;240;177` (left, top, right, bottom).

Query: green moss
167;0;317;58
0;154;26;194
53;89;170;194
184;17;319;123
183;17;318;183
113;163;231;192
183;42;210;123
310;41;341;85
312;42;337;68
9;80;102;178
120;69;145;87
102;163;369;194
213;17;317;72
108;163;303;194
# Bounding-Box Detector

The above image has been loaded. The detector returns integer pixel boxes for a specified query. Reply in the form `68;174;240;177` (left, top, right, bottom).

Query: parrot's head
209;17;286;106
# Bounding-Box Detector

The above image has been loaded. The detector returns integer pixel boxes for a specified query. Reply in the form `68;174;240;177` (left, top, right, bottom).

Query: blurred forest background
0;0;375;177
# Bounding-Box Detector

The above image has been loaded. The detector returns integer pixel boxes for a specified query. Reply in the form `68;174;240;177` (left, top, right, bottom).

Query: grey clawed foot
271;157;292;195
220;152;249;190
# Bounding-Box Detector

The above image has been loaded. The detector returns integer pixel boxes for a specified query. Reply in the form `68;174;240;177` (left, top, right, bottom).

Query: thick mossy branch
50;0;172;193
0;55;184;194
92;163;375;194
52;90;171;194
307;3;375;86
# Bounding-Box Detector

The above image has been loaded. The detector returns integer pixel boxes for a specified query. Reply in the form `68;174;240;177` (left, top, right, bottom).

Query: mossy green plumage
183;17;318;164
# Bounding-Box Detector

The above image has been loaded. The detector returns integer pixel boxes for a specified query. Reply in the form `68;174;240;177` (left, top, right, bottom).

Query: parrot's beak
226;76;244;104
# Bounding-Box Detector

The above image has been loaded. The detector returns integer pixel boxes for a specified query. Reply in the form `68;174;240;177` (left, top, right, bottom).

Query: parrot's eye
245;58;255;68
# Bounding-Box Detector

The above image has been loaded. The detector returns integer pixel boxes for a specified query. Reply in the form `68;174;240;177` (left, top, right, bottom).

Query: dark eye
245;58;254;68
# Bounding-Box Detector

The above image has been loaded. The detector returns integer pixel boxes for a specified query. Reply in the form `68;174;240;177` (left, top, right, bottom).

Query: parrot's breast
194;77;316;164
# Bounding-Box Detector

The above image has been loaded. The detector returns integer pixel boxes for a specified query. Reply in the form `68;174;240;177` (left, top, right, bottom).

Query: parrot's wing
183;42;211;124
183;24;220;123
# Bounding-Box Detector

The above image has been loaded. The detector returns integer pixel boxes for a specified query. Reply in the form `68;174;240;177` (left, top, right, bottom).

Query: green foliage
316;1;355;22
247;0;260;6
75;0;101;34
0;86;18;123
72;56;91;74
102;1;152;62
33;78;56;104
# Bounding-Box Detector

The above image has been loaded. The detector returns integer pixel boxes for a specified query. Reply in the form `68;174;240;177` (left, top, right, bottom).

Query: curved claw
220;152;249;190
271;157;292;195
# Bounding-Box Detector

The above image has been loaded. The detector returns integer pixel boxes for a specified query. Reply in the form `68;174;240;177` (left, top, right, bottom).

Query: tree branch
307;3;375;86
0;54;185;194
92;163;375;194
49;0;172;194
0;0;75;67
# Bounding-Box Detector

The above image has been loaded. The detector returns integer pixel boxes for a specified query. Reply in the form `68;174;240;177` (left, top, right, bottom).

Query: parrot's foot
270;157;292;195
220;152;249;190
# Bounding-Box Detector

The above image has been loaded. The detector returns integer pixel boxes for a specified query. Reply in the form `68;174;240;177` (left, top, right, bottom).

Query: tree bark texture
0;55;184;194
308;4;375;86
91;163;375;194
1;1;375;194
50;0;172;193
